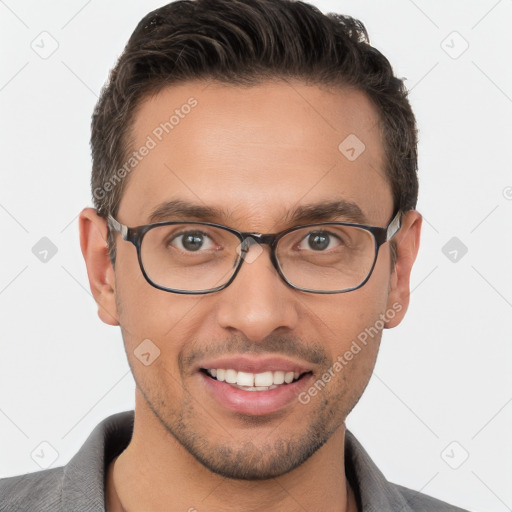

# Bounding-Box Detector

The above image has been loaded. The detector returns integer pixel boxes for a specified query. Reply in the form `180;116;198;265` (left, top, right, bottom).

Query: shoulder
0;411;134;512
393;483;471;512
0;467;64;512
344;430;470;512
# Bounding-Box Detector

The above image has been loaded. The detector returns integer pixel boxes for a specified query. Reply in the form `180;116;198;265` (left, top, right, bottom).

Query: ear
79;207;120;326
385;210;422;328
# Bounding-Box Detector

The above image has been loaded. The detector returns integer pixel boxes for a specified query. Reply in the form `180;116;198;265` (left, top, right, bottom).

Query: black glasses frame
107;211;402;295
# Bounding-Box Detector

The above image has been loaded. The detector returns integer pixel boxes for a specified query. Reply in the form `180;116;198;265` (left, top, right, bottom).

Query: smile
202;368;308;391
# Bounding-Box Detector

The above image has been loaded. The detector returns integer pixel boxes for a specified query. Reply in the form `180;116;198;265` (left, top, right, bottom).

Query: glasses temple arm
107;214;128;239
386;210;402;240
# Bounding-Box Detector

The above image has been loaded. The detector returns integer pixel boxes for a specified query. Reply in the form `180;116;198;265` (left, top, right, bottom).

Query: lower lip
200;372;313;415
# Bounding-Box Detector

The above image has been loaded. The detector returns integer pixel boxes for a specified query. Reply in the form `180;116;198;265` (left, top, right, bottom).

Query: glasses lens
140;224;240;292
276;224;376;292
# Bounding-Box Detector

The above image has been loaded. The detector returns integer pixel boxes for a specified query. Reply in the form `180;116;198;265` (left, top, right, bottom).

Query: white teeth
254;371;273;387
206;368;304;387
232;384;277;392
273;371;285;385
225;369;237;384
236;371;254;387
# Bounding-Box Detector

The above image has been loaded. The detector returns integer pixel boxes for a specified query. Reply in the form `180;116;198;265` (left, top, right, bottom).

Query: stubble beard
138;382;351;480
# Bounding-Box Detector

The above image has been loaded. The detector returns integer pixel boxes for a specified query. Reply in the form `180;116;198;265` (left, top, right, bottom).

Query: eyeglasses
107;211;401;295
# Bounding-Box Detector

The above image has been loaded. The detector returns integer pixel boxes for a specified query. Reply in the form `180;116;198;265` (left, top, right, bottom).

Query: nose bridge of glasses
239;233;276;251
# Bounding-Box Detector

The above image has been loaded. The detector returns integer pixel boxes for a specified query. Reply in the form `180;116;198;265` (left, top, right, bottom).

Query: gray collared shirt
0;411;469;511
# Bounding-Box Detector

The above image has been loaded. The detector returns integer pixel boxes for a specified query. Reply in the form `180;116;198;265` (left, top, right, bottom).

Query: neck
108;396;357;512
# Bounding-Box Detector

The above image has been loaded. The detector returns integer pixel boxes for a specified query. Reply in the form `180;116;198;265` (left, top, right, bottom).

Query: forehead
118;80;393;228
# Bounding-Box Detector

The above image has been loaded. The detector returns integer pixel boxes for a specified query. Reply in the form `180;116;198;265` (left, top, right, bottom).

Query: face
82;79;420;480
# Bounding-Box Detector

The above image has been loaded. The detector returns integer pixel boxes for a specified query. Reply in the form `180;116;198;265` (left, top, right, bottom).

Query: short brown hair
90;0;418;263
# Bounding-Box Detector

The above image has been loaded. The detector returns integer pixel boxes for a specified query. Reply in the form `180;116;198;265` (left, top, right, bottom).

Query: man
0;0;469;510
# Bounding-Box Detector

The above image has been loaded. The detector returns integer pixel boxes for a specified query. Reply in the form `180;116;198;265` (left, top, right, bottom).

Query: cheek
309;251;392;379
316;279;390;350
114;271;202;405
113;248;205;357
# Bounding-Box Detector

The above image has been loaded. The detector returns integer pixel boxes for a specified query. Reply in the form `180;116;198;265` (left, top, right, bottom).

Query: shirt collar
345;430;413;511
61;411;134;511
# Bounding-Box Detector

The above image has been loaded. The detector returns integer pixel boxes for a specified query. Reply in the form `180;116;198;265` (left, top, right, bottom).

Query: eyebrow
148;200;225;223
147;199;367;226
283;200;366;224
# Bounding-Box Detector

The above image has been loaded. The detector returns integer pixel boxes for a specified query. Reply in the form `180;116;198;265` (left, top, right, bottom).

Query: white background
1;1;511;511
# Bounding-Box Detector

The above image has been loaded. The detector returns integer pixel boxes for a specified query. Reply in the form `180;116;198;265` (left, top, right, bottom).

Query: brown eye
297;231;343;252
169;231;214;252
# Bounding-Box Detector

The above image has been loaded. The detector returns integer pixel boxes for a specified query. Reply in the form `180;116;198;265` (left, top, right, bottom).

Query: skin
79;79;421;512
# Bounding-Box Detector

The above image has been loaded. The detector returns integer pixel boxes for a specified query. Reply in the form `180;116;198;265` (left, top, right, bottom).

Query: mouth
200;368;312;391
197;359;315;415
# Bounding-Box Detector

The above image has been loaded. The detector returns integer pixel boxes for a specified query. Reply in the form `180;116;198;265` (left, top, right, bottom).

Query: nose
216;245;300;342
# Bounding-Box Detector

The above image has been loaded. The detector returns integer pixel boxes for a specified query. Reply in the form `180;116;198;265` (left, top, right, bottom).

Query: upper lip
196;356;313;375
